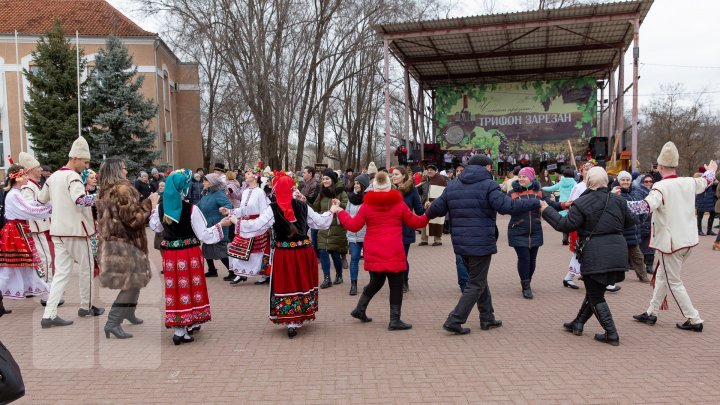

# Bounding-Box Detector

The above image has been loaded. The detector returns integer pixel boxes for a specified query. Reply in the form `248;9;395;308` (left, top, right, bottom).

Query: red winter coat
337;189;429;272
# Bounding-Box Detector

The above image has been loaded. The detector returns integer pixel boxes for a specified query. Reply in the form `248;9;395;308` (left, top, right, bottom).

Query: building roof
0;0;155;37
373;0;653;88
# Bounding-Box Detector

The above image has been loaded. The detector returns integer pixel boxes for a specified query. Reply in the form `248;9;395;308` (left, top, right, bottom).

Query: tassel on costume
649;260;669;310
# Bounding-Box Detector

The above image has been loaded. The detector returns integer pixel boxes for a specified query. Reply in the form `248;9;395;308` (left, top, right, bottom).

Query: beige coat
646;176;710;253
37;168;95;237
20;179;50;233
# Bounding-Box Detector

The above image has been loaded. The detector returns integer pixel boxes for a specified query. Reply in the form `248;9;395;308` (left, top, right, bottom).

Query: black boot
349;280;357;296
223;272;235;281
205;260;218;277
388;304;412;330
351;294;373;322
333;274;343;285
125;303;143;325
0;297;10;316
521;279;533;299
592;301;619;346
104;306;133;339
563;299;592;336
320;275;332;289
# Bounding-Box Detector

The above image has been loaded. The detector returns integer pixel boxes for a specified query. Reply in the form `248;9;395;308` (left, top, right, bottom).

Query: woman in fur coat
333;172;429;331
96;158;154;339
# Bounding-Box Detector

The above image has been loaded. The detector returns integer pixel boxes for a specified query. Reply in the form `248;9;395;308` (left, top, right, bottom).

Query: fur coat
97;180;153;290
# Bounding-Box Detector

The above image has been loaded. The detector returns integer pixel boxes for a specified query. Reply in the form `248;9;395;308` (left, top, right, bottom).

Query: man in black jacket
425;154;539;335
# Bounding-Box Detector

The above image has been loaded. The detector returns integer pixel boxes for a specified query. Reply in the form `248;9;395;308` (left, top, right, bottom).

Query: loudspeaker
589;137;608;160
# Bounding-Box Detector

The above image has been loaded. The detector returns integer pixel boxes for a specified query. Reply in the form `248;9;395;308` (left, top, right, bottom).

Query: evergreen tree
86;36;159;173
24;20;89;167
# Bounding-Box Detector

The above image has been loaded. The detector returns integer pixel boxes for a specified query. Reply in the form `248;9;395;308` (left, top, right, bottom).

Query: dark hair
393;166;410;183
346;168;353;173
562;168;575;178
513;167;521;176
196;168;204;172
303;166;315;176
4;164;25;191
427;165;438;171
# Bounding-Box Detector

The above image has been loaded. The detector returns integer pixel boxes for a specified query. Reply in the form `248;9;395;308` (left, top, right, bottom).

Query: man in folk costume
231;172;333;339
224;166;272;285
625;142;716;332
419;165;447;246
38;137;104;328
18;152;63;307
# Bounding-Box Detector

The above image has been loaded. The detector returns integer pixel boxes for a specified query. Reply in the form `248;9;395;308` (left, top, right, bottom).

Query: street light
98;137;108;161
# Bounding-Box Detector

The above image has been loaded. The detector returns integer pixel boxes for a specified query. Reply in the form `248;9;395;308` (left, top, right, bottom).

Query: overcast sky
108;0;720;110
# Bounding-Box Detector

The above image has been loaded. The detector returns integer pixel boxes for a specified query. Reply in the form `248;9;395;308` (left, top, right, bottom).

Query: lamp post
98;138;108;161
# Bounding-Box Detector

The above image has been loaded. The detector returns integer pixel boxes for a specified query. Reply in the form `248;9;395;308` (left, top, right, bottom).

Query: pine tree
86;36;159;173
24;20;89;167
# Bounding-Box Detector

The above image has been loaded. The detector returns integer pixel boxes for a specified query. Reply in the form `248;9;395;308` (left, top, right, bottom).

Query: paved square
4;217;719;403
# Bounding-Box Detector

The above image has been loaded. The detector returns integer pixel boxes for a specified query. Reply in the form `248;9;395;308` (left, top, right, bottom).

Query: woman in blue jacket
197;173;233;278
695;169;716;236
392;166;424;293
509;167;563;299
541;168;576;245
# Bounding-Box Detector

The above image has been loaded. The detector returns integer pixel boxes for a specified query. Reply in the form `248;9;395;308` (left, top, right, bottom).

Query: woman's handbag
574;192;610;262
0;340;26;403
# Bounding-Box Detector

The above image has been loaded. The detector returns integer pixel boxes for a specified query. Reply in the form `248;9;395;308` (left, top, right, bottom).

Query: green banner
435;79;597;161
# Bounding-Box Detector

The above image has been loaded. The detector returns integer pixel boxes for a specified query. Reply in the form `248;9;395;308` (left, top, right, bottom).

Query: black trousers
697;211;715;233
583;277;608;305
363;272;403;306
445;255;495;326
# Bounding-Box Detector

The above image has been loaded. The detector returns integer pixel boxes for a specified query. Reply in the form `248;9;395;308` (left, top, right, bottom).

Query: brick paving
4;216;720;403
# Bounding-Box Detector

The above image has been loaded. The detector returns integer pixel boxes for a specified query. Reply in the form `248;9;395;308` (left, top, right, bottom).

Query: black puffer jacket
542;188;634;276
507;180;562;248
617;187;642;246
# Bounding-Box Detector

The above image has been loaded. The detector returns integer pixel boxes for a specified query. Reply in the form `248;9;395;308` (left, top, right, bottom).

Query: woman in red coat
331;171;429;330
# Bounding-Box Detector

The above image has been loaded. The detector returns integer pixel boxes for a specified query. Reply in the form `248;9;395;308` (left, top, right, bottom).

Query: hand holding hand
219;217;233;227
424;201;432;209
331;198;340;206
329;205;343;214
294;191;307;202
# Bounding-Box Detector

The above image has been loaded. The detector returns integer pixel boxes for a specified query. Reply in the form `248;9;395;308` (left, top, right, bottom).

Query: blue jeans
349;242;364;281
311;229;319;253
403;244;410;284
455;254;468;292
318;249;342;277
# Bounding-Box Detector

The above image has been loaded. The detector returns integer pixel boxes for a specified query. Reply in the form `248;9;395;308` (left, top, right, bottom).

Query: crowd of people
0;137;716;346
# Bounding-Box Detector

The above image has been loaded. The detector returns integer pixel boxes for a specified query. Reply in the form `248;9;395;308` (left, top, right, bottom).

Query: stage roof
373;0;653;88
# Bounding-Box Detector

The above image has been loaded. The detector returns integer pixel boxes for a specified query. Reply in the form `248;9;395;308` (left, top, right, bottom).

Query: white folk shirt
645;175;711;254
37;168;95;237
5;187;52;221
20;179;51;233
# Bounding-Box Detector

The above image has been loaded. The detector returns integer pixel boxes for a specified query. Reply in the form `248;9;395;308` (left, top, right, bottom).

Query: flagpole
76;31;81;137
14;30;24;152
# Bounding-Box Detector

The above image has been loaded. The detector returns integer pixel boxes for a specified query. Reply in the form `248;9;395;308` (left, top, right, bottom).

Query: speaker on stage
589;137;608;160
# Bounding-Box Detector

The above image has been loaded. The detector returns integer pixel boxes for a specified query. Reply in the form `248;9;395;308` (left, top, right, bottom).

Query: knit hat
657;141;679;167
354;173;370;190
205;173;225;189
373;171;391;192
468;154;492;166
151;168;159;175
617;171;632;181
518;167;536;182
68;136;91;160
367;162;378;175
322;168;338;184
18;152;40;170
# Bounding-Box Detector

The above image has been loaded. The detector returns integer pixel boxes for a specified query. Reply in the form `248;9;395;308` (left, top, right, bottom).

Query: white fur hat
657;141;679;168
68;136;91;160
18;152;40;170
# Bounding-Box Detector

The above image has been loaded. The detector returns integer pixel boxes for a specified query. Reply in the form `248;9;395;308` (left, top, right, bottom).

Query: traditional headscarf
586;166;609;191
272;174;296;223
81;169;96;185
163;169;192;223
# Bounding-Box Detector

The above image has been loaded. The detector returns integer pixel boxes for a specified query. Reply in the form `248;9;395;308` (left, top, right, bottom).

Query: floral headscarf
81;169;96;185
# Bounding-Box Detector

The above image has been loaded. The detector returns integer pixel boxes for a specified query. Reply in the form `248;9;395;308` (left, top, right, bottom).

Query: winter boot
104;305;133;339
349;280;358;296
124;303;144;325
592;301;619;346
388;304;412;330
521;279;533;299
350;294;373;322
563;299;592;336
333;274;343;285
0;297;10;316
320;275;332;289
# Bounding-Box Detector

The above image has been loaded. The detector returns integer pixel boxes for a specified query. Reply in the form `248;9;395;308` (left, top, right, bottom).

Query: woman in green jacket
313;169;348;288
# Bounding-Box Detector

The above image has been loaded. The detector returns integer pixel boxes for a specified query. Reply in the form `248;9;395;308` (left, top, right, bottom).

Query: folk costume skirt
0;220;49;299
162;246;211;327
269;240;318;325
